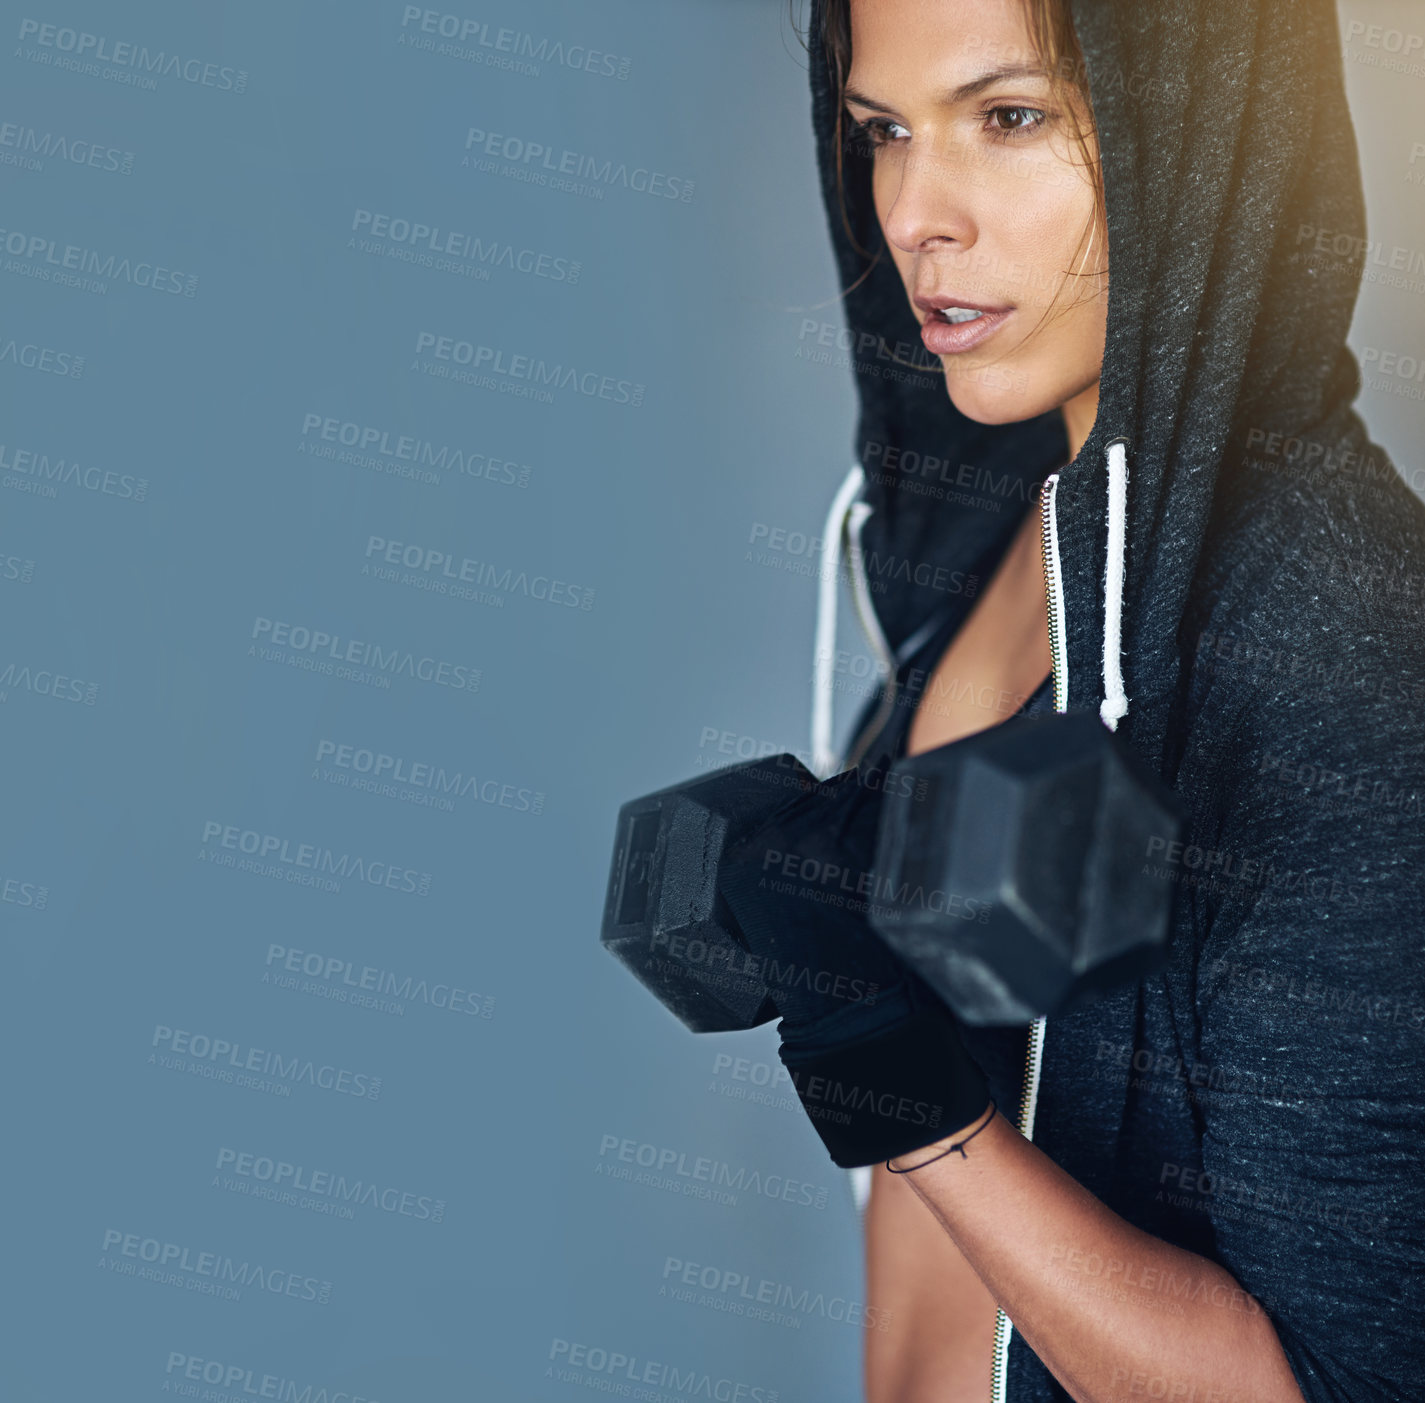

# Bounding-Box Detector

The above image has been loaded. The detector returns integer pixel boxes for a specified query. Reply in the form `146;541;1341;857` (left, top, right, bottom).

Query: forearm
892;1110;1305;1403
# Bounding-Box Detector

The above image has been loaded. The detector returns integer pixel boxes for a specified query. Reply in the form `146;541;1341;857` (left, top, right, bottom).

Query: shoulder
1184;462;1425;765
1170;464;1425;959
1161;463;1425;1380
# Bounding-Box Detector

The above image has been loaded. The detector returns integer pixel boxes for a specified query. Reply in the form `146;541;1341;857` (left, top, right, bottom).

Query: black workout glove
721;759;991;1168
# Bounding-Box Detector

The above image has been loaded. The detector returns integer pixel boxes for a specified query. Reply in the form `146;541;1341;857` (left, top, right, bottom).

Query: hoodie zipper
990;476;1064;1403
831;475;1062;1399
1040;472;1068;714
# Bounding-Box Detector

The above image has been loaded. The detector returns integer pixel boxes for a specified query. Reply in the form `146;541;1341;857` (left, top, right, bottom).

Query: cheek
996;175;1099;304
867;150;1103;337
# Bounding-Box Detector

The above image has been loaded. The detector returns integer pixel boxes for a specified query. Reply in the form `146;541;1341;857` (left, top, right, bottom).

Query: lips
912;292;1014;318
912;291;1015;354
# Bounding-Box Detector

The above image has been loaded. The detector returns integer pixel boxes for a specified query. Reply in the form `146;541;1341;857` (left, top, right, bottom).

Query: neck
1061;380;1101;464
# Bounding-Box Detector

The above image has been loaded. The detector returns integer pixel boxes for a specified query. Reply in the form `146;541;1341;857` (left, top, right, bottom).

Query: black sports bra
865;597;1056;770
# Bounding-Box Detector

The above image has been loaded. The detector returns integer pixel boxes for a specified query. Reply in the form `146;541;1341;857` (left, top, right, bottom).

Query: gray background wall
1;1;1419;1399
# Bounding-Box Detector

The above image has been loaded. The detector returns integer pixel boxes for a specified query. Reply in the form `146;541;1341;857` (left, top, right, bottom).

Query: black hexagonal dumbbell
600;754;818;1032
869;710;1184;1025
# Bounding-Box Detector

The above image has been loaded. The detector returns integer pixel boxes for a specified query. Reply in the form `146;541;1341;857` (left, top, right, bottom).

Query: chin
944;351;1094;431
943;370;1055;428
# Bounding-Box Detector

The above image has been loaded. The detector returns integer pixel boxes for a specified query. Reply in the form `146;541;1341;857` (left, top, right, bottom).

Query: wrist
886;1099;1000;1174
777;988;991;1168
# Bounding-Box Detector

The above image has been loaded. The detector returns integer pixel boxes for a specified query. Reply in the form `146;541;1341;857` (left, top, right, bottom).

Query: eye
982;105;1047;140
847;115;910;151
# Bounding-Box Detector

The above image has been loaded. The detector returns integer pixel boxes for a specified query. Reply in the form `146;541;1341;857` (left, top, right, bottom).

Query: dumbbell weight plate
870;710;1184;1025
601;754;817;1032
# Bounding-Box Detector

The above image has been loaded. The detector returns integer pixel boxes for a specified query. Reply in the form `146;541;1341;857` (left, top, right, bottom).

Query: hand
721;759;992;1168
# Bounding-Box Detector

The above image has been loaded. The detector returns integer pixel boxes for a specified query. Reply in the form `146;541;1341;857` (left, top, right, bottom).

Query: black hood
807;0;1379;774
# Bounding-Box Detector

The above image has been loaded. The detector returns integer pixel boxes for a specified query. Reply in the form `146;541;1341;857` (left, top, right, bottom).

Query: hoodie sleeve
1188;676;1425;1401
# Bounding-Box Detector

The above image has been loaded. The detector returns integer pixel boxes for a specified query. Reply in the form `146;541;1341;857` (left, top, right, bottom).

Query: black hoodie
802;1;1425;1398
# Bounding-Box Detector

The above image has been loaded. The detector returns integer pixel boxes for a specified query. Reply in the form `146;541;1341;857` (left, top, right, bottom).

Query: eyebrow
843;62;1051;114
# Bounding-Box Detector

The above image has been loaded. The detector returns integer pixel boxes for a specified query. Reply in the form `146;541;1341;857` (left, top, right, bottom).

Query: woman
741;0;1425;1398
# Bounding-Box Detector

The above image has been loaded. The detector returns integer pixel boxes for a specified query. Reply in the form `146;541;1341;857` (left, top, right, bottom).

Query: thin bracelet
886;1099;997;1174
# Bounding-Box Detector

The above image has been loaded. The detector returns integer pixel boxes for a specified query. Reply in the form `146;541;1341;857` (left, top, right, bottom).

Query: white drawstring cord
1100;437;1130;730
812;463;866;777
811;462;882;1222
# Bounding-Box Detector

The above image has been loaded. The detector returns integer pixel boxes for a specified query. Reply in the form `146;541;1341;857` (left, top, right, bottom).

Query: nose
879;137;979;257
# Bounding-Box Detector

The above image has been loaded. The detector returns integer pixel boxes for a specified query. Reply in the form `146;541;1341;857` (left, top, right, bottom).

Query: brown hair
789;0;1107;337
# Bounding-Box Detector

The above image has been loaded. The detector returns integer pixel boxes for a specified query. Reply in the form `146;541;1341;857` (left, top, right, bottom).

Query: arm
726;694;1425;1398
865;1162;997;1403
886;1110;1303;1403
879;691;1425;1403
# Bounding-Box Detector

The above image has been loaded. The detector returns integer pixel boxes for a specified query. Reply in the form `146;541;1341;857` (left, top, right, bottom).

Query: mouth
916;300;1014;356
931;306;990;325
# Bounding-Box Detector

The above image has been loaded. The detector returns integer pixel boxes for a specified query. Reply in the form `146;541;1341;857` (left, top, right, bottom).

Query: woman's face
845;0;1107;435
